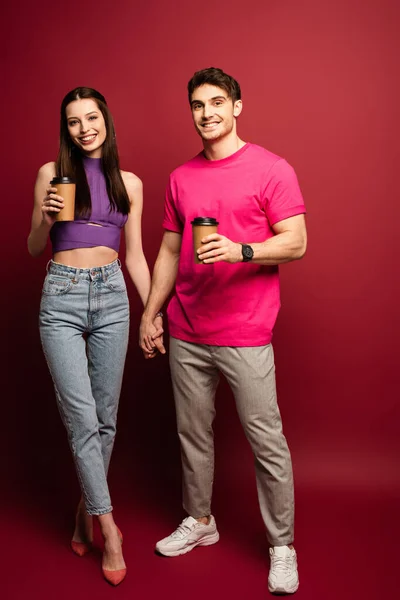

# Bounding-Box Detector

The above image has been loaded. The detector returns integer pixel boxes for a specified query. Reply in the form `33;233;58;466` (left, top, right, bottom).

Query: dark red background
2;1;399;598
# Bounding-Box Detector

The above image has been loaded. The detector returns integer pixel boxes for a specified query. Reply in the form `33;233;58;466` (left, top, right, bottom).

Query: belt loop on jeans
101;266;106;281
117;258;121;269
46;259;52;273
72;267;79;284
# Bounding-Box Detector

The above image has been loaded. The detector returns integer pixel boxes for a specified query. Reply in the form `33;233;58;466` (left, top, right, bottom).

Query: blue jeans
39;259;129;515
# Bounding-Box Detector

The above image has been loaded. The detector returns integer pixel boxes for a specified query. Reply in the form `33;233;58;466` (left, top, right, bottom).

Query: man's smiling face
190;84;242;142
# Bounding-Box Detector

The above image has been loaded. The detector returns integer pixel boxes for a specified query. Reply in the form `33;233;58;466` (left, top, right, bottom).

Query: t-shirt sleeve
163;176;183;233
263;159;306;226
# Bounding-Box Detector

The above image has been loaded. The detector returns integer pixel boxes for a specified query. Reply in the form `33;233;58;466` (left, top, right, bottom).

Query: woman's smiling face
66;98;107;158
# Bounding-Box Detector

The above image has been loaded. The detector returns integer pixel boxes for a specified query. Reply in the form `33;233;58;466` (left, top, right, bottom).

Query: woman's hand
139;315;165;359
41;186;64;226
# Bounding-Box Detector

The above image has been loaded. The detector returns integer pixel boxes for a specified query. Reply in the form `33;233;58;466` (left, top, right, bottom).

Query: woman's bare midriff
53;246;118;268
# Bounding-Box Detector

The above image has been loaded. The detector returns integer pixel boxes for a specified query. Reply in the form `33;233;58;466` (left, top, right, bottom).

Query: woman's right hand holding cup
42;186;64;226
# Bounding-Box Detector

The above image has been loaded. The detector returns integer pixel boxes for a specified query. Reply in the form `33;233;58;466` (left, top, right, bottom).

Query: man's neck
203;135;246;161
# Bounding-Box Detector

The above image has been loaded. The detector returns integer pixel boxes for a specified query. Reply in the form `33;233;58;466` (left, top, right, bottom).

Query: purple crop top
50;157;128;253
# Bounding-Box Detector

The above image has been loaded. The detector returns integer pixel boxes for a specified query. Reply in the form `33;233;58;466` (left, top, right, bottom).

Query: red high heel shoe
102;527;126;586
71;526;122;557
71;539;93;557
117;527;123;544
102;567;127;586
71;504;93;556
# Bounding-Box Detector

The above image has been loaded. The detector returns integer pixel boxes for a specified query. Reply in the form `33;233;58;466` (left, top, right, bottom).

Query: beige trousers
169;337;295;546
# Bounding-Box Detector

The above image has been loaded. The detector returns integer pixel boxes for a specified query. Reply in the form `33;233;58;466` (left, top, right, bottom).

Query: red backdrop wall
1;0;399;597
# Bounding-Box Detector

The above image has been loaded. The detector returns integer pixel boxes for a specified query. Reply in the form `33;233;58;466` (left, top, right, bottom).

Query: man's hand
197;233;242;264
139;315;165;359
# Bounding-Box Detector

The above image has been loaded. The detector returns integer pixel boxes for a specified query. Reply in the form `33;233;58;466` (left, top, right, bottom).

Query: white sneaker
268;546;299;594
155;516;220;557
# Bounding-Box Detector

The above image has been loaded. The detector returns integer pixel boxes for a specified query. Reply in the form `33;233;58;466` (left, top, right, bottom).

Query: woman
28;87;161;585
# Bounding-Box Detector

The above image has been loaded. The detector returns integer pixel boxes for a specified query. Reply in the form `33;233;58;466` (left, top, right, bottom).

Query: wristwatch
241;244;254;262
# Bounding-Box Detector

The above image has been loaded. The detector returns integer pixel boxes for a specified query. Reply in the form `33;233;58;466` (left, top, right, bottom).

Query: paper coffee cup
50;177;76;221
191;217;219;264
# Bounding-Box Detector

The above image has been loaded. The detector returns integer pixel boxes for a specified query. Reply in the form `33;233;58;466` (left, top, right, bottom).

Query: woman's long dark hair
56;87;130;217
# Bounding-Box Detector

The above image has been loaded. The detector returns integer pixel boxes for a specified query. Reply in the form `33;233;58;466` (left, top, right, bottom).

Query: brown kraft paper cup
50;177;76;221
191;217;219;264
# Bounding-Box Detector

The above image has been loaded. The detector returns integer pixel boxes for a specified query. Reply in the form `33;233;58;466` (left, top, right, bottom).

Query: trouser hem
86;506;113;516
267;535;294;547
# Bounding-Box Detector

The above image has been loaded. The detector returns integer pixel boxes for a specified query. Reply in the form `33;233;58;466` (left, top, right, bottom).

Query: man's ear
233;100;243;117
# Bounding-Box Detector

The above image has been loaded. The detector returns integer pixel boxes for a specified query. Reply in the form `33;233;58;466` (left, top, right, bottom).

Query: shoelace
171;520;196;540
271;555;292;573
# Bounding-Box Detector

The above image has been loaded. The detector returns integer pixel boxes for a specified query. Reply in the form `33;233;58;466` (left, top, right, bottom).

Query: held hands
139;315;165;359
197;234;242;264
41;186;64;227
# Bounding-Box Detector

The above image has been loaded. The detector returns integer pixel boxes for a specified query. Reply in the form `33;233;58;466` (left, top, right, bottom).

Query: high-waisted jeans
39;259;129;515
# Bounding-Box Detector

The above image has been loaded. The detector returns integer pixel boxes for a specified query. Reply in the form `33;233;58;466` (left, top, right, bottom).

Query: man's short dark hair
187;67;241;104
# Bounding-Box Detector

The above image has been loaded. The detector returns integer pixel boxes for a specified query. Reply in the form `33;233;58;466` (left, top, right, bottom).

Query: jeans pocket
42;274;73;296
104;269;126;292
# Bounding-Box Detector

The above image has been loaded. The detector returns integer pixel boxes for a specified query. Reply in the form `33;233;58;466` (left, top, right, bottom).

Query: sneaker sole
156;531;220;557
268;580;299;595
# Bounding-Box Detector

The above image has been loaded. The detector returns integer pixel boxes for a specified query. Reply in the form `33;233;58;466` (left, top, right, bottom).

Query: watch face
242;244;253;261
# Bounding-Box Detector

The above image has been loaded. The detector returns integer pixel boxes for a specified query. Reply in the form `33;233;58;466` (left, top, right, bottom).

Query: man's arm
197;214;307;265
139;230;182;358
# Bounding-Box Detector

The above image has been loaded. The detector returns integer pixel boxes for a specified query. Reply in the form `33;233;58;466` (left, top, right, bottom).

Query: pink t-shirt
163;143;305;346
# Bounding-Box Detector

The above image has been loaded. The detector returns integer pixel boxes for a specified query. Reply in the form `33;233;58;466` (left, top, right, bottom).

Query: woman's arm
122;172;152;306
139;230;182;357
27;162;63;257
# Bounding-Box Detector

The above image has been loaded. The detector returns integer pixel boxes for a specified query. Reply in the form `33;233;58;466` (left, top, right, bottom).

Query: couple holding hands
28;67;306;595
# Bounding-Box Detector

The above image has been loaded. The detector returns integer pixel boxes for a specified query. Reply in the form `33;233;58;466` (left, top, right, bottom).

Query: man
140;67;306;595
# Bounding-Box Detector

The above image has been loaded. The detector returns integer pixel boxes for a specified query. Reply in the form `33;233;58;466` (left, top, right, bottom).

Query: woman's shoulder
121;170;142;186
38;161;57;178
121;169;142;188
